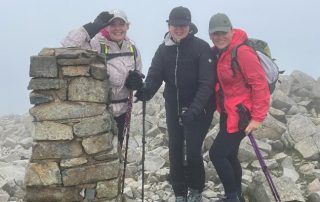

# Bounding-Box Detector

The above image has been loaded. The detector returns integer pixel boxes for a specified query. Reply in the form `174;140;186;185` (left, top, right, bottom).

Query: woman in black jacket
136;6;216;202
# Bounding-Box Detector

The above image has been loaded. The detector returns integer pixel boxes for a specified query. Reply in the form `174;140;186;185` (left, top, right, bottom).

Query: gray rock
33;121;73;140
57;58;93;66
90;63;108;80
82;133;113;154
144;153;165;172
290;70;316;91
28;78;66;90
294;134;320;160
271;90;296;111
29;101;106;121
281;156;299;182
61;65;90;77
73;113;112;137
29;91;54;105
31;141;83;160
24;162;61;186
287;114;317;143
307;178;320;194
0;189;10;202
68;77;110;103
308;191;320;202
29;56;57;78
61;161;119;186
311;78;320;99
60;157;88;168
96;179;118;199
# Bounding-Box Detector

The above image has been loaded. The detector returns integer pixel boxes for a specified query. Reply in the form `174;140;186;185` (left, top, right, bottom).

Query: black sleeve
144;45;164;99
188;43;216;116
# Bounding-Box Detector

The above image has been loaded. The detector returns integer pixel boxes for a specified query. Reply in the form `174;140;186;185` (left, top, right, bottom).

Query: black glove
125;70;145;90
181;109;195;125
83;12;114;39
236;104;251;131
135;85;150;102
94;11;114;25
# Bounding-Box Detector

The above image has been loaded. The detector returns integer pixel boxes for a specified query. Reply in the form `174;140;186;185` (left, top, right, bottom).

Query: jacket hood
228;29;248;50
189;23;198;35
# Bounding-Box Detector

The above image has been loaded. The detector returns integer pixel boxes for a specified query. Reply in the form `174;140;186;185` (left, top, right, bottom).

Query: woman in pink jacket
208;13;270;202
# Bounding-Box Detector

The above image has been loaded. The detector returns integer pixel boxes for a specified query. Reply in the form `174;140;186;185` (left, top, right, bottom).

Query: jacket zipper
174;45;181;120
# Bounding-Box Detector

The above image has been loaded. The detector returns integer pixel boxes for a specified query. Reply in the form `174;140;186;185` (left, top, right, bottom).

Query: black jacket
145;27;216;118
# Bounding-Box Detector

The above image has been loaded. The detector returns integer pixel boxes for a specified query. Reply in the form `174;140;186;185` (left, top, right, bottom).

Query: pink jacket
215;29;270;133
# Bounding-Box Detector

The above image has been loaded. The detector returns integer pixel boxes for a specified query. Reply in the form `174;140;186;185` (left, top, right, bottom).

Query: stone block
29;101;106;121
28;78;66;90
61;161;119;186
25;162;61;186
31;141;83;160
68;77;110;103
55;48;96;59
30;56;57;78
33;121;73;140
25;186;83;202
90;63;108;80
96;179;119;199
73;113;112;137
82;133;113;154
57;58;92;66
60;157;88;168
29;91;54;105
62;65;90;77
38;48;55;56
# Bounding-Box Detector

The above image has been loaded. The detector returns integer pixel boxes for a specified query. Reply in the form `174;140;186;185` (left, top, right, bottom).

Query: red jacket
215;29;270;133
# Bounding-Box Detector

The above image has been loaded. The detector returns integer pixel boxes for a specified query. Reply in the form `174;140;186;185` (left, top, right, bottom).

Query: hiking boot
214;197;240;202
176;196;187;202
187;189;202;202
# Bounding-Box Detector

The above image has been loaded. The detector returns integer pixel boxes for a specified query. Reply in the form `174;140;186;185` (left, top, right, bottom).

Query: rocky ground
1;70;320;202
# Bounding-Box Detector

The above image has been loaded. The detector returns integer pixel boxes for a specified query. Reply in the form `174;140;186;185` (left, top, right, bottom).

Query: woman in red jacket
208;13;270;202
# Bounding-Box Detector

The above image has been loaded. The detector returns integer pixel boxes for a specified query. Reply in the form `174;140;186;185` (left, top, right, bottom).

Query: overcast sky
1;0;319;115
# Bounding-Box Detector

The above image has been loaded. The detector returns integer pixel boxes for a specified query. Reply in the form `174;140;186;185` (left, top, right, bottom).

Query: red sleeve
237;45;270;122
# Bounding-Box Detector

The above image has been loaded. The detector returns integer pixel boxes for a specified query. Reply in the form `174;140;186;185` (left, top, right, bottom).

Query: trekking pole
181;107;188;167
121;91;133;197
121;43;138;199
141;101;146;202
248;133;281;202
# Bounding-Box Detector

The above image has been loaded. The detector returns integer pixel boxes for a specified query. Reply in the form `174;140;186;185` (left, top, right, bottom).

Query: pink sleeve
237;46;270;122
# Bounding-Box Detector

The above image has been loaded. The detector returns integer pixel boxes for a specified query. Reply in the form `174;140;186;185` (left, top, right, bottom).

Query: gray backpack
231;38;284;93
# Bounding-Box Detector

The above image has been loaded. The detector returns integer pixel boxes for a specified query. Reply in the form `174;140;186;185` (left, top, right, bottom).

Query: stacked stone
25;48;121;202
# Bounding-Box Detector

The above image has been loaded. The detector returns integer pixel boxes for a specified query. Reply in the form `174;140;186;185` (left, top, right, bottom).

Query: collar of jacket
164;32;194;46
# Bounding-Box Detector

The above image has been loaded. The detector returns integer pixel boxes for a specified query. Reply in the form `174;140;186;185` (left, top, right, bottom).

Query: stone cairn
25;47;122;201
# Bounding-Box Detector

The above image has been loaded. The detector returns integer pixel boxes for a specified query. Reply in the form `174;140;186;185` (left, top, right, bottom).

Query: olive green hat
209;13;232;34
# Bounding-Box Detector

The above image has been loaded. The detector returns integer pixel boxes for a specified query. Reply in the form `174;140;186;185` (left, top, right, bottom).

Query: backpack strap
99;43;138;66
106;52;135;60
129;44;137;71
231;40;249;77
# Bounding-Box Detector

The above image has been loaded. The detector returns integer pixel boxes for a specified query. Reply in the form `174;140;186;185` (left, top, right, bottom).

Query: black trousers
166;103;214;197
114;113;126;147
209;113;245;195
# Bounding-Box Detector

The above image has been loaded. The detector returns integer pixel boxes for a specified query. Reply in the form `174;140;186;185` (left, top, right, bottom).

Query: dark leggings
114;113;126;147
166;103;213;196
209;114;245;195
